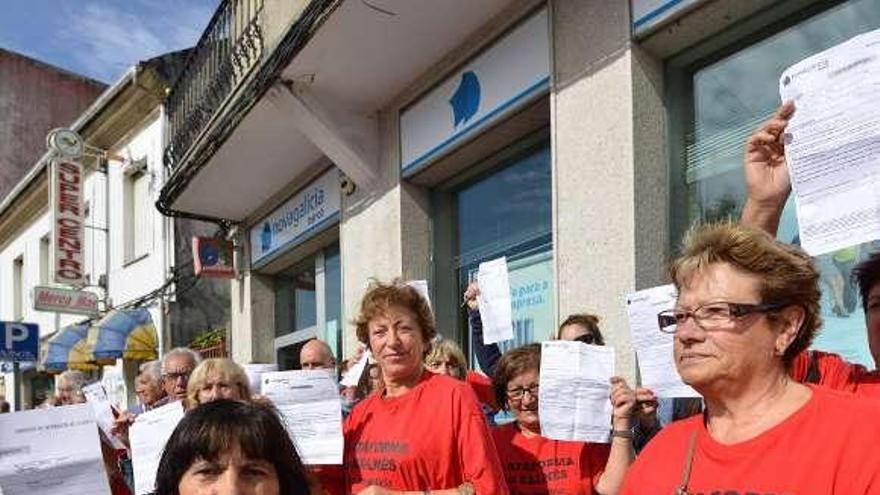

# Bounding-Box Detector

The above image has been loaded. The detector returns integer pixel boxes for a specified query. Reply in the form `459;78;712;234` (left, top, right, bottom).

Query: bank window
669;0;880;366
274;244;342;369
452;142;553;358
124;160;151;262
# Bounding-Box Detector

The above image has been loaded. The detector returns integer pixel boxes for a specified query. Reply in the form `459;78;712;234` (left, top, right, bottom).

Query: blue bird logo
261;222;272;253
449;71;480;128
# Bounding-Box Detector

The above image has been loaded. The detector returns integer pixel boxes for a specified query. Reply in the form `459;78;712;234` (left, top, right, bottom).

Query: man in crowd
0;396;9;413
134;360;166;412
154;347;202;407
300;339;337;371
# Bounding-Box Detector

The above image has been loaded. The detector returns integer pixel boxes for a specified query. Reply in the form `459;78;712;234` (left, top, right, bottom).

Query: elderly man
155;347;201;406
135;360;166;412
300;339;336;371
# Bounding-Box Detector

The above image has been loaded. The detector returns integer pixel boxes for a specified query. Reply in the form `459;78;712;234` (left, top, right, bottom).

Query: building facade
158;0;878;379
0;54;231;410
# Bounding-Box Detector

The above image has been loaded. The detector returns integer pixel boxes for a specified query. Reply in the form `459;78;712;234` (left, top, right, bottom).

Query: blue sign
0;322;39;362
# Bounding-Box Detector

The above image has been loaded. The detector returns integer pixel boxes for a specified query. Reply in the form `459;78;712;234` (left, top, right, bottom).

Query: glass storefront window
674;0;880;366
273;244;342;369
274;258;317;337
456;144;554;356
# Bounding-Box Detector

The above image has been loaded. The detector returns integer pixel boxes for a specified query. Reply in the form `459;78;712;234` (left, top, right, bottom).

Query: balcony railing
164;0;264;169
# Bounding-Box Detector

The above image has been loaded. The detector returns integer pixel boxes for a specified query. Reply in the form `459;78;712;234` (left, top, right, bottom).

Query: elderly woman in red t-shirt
620;222;880;494
340;280;509;495
492;343;635;495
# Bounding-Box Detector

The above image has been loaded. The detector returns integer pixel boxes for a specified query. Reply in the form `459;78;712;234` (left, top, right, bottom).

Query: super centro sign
52;160;85;285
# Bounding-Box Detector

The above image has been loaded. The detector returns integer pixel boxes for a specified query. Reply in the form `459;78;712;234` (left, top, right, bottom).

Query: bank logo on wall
250;170;341;266
449;71;481;128
261;222;272;254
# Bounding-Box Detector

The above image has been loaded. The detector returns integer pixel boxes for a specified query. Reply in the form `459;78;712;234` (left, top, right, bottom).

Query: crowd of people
19;102;880;494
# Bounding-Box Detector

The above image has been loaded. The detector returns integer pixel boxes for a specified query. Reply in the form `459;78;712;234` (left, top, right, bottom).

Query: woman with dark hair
154;400;312;495
492;343;635;495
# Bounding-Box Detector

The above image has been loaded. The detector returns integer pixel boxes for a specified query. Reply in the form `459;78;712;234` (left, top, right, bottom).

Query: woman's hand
463;282;480;311
609;376;636;430
634;387;659;428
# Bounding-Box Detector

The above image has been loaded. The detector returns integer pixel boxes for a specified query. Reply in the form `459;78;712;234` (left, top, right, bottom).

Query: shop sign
33;286;99;316
250;170;340;266
400;7;550;175
193;237;235;278
51;159;85;286
631;0;704;37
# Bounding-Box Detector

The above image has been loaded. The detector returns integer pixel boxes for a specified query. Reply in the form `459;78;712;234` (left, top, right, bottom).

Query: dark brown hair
557;313;604;344
853;251;880;312
493;343;541;410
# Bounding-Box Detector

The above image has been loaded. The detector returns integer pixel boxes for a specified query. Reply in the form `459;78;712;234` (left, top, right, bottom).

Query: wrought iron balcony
163;0;264;169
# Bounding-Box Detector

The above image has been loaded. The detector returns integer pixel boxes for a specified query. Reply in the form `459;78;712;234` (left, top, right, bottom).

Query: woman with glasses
492;343;635;495
620;222;880;494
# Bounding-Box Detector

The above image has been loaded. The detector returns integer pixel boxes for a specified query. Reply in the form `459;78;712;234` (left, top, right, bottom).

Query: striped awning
41;323;99;372
86;308;158;364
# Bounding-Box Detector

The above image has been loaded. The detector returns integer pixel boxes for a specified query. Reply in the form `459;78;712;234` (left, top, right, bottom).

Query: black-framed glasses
506;384;539;400
657;301;787;333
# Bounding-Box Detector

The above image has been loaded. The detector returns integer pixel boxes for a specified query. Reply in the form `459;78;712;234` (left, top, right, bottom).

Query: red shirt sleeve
466;370;499;411
790;350;865;393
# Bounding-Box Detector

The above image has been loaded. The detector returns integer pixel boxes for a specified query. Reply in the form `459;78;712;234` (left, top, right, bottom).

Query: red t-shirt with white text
342;371;509;495
492;423;609;495
620;386;880;495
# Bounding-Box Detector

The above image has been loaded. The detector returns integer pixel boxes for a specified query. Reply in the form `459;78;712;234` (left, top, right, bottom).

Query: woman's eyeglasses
657;301;787;333
506;384;539;400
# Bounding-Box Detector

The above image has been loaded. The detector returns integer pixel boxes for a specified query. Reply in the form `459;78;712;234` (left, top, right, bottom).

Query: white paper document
405;280;432;310
626;285;700;398
779;27;880;255
130;401;185;495
477;257;514;344
0;404;110;495
242;363;279;395
538;341;614;443
261;370;344;465
340;349;372;387
82;382;127;450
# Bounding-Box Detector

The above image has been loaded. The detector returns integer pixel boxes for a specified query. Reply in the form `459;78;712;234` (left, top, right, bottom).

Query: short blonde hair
354;279;436;349
670;221;821;365
186;358;251;409
425;339;467;380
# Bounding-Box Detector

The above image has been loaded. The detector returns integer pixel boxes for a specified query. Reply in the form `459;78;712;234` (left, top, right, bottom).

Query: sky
1;0;217;84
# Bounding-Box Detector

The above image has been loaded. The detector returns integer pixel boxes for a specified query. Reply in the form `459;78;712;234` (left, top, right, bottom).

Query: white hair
138;360;162;383
161;347;201;373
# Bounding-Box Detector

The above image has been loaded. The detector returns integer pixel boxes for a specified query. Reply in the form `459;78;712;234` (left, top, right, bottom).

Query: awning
87;308;158;364
41;323;99;372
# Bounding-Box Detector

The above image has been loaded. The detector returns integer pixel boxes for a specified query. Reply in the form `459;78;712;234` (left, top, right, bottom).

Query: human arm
631;387;662;453
464;282;502;375
740;101;795;236
595;377;636;495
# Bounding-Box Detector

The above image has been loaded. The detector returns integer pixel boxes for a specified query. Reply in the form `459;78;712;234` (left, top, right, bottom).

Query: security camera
340;175;356;196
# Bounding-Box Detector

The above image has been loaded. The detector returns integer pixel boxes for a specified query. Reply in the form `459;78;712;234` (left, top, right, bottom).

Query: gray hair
161;347;202;373
58;370;88;393
139;360;162;383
